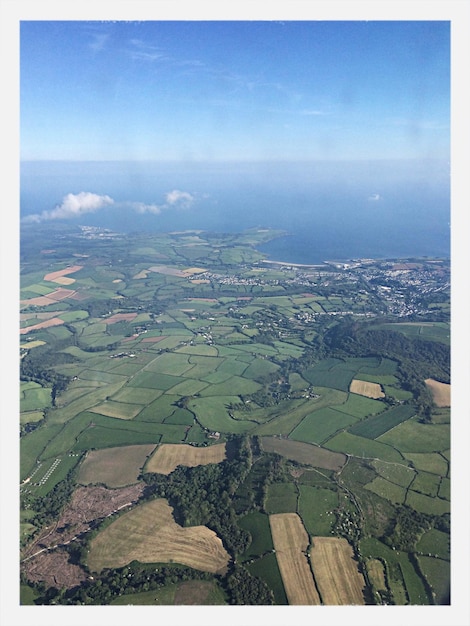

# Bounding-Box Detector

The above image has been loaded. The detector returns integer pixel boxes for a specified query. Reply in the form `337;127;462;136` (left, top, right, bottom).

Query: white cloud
23;192;114;223
165;190;195;209
22;190;196;223
368;193;381;201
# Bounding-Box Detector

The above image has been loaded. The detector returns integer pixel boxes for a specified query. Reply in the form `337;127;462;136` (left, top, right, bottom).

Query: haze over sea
21;159;450;265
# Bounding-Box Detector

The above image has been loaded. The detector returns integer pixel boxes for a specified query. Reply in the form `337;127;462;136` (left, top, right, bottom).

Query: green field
298;485;338;535
378;419;450;453
238;511;274;559
290;407;357;444
324;431;404;463
264;482;298;514
347;404;417;439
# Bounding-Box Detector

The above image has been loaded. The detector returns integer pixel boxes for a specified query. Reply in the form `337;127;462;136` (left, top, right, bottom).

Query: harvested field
141;335;168;343
45;288;77;301
425;378;450;407
269;513;321;605
146;443;226;475
78;444;157;487
87;499;230;574
309;537;366;605
261;437;346;471
43;265;83;282
20;317;65;335
350;379;384;399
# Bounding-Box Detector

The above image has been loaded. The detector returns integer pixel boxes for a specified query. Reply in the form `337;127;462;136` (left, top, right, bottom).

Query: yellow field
366;558;386;591
146;443;226;475
309;537;366;605
78;444;157;488
350;379;384;399
269;513;321;605
87;499;230;574
88;400;143;419
425;378;451;407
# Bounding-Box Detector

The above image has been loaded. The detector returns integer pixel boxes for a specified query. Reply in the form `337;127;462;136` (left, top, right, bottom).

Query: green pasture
21;452;82;497
59;310;89;322
72;422;185;450
324;432;404;463
242;358;280;381
355;373;399;386
288;372;310;390
20;411;45;425
416;528;450;560
347;404;416;439
298;485;337;535
77;369;128;385
176;344;219;357
133;395;177;423
216;358;249;377
81;321;107;335
188;396;257;433
377;419;450;453
45;325;74;340
108;386;161;405
20;423;64;480
360;357;398;376
272;341;305;358
89;400;144;420
183;355;225;379
383;386;414;401
164;377;210;397
20;383;51;411
410;471;441;497
417;557;450;604
438;477;450;500
127;371;185;390
334;393;385;419
371;459;415;487
21;282;56;296
290;407;358;445
200;370;232;385
247;553;287;605
265;482;298;514
364;476;406;504
144;352;193;376
54;380;104;407
303;362;355;392
198;375;261;397
359;537;428;605
105;361;146;376
254;388;348;436
238;511;274;559
405;490;450;515
163;408;194;425
402;452;448;475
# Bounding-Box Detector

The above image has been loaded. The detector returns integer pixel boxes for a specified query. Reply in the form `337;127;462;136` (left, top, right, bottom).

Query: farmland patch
309;536;366;605
350;379;384;399
261;437;346;471
87;499;230;574
78;444;157;487
145;443;226;475
425;378;450;407
269;513;321;605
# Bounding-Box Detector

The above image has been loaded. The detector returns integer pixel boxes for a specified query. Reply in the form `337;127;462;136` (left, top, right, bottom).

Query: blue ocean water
20;160;450;264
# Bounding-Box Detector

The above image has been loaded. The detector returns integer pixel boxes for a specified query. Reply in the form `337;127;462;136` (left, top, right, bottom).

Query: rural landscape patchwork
19;223;450;606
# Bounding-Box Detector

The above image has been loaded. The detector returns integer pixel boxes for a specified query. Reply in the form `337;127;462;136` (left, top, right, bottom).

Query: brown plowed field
87;499;230;575
106;312;138;324
146;443;226;475
309;537;366;605
269;513;321;605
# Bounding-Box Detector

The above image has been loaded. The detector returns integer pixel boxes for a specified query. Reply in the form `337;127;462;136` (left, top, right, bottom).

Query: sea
20;159;450;265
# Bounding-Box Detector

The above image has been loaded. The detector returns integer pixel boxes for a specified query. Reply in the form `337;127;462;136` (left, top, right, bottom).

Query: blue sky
20;20;450;162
